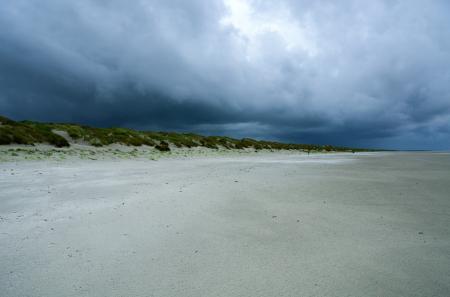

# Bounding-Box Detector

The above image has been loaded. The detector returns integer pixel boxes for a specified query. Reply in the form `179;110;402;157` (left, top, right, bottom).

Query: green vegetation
0;115;373;152
0;116;69;147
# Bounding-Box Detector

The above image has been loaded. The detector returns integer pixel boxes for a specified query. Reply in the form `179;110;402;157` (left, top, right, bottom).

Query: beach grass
0;115;371;152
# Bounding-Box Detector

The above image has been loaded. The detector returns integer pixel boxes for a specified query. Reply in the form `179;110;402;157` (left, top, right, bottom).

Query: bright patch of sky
221;0;318;61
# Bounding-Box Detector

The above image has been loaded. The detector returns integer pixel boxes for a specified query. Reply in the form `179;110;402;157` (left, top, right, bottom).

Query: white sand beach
1;152;450;296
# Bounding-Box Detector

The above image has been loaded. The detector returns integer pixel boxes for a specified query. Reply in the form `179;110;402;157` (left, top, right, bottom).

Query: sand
1;152;450;297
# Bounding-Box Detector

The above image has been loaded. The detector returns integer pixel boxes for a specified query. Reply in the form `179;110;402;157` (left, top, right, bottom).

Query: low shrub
155;141;170;152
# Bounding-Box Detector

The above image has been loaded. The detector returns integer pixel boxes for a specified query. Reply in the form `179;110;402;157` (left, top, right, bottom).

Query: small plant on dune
155;141;170;152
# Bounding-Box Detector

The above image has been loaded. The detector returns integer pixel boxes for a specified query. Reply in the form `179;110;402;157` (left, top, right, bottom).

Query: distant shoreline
1;115;378;154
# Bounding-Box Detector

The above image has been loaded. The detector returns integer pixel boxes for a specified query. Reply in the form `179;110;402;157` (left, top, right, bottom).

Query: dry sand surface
1;152;450;297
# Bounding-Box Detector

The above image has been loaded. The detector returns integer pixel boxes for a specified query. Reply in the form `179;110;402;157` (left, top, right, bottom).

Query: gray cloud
1;0;450;149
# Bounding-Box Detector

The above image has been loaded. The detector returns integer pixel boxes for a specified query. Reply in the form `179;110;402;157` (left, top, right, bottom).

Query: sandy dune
1;152;450;297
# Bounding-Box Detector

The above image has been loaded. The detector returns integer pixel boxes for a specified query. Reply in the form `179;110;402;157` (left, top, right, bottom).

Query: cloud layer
1;0;450;149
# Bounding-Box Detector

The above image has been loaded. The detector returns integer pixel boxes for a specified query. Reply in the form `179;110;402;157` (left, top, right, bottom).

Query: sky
1;0;450;150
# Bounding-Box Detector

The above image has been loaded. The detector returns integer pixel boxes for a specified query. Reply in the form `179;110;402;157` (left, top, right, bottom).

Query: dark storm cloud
1;0;450;149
